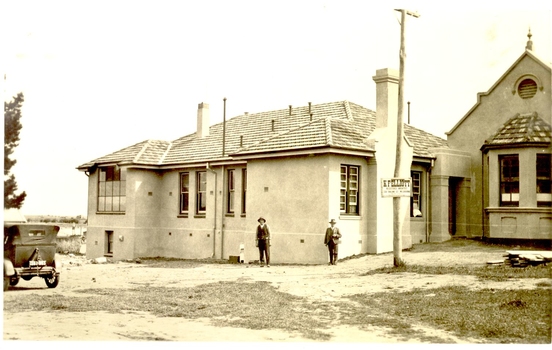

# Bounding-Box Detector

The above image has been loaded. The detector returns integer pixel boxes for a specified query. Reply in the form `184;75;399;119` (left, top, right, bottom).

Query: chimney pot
308;102;312;114
289;105;292;115
271;119;275;131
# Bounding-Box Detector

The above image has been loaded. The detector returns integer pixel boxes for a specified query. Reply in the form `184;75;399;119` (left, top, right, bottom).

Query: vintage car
4;223;61;290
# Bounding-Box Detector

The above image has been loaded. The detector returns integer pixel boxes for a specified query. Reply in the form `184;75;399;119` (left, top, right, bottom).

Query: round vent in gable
517;78;538;99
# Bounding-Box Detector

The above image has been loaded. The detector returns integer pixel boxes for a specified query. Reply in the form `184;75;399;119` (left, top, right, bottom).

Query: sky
2;0;551;217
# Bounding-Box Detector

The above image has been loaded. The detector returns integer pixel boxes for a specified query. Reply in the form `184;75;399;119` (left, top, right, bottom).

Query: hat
257;217;266;223
329;219;336;224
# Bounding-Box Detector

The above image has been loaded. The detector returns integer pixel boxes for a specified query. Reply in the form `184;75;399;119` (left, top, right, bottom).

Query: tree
4;92;27;209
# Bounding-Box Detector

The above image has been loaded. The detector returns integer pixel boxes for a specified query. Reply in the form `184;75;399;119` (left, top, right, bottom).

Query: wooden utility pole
393;9;419;267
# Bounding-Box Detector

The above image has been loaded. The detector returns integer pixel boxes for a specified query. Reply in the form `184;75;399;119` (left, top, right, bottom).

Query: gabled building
77;32;551;263
446;31;551;241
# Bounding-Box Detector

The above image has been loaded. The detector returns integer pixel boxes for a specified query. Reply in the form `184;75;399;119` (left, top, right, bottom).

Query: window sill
339;215;361;221
225;213;235;217
194;214;206;219
240;214;247;218
177;214;189;218
96;212;125;215
485;207;552;214
104;254;113;257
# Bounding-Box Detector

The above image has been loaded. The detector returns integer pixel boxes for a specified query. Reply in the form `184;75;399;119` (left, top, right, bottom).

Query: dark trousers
327;241;338;265
258;239;270;264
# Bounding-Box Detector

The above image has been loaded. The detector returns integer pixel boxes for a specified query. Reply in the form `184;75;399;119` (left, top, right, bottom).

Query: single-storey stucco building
78;31;550;264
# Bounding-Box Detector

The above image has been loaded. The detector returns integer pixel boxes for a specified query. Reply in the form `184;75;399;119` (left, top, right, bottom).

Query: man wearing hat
324;219;342;265
256;217;271;267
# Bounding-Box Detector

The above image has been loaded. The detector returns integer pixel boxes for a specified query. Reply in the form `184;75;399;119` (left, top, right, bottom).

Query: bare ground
2;241;550;343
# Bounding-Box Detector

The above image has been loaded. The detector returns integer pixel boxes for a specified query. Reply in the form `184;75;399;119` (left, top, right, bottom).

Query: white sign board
381;178;412;197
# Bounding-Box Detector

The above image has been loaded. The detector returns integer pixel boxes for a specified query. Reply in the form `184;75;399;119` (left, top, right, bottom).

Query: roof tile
78;101;449;169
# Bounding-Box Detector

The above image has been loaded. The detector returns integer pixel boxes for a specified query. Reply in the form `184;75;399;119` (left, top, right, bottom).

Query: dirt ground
2;243;549;344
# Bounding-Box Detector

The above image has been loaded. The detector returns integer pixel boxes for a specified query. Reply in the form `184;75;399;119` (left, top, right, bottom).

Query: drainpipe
221;165;225;260
427;159;434;243
206;162;217;257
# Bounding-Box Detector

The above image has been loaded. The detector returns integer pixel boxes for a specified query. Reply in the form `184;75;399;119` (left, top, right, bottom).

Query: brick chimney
197;102;209;138
372;68;399;130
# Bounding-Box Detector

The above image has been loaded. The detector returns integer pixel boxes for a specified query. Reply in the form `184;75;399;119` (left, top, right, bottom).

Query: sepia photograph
3;0;551;347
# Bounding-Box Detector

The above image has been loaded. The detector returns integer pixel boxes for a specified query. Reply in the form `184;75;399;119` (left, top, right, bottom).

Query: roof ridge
325;116;333;145
133;140;152;163
343;101;353;120
159;141;173;164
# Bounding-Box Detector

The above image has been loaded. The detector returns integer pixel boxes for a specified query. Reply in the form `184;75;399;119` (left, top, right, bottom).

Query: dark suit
256;223;271;265
324;226;342;265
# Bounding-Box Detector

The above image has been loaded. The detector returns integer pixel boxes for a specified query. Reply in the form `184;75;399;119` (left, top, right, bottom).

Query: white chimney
372;68;399;130
197;102;209;138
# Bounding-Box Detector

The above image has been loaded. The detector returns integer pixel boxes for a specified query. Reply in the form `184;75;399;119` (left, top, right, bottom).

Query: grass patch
3;281;333;341
349;286;551;343
362;264;552;281
56;236;83;255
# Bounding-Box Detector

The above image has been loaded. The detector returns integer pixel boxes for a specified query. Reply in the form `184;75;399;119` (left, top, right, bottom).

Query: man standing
324;219;342;265
256;217;271;267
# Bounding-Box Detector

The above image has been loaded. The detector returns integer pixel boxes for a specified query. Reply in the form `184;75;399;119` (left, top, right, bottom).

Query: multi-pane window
340;165;359;214
196;171;207;214
227;169;235;213
180;172;189;214
500;155;519;207
410;171;422;217
242;169;247;214
98;166;126;212
536;154;551;207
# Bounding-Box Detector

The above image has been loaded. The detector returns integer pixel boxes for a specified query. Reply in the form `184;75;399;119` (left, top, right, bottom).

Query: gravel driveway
3;242;548;343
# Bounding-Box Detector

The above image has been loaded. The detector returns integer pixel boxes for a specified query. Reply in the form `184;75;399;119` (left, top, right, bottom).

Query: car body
4;223;61;290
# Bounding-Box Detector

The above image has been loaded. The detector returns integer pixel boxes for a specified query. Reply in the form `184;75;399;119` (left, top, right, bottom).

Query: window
500;155;519;207
180;172;189;214
227;169;235;214
196;171;207;214
410;171;422;217
242;169;247;214
537;154;551;207
105;231;113;255
340;165;359;214
98;166;126;212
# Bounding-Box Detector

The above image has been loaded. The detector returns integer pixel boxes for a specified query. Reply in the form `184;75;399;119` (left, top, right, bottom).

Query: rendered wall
447;54;551;238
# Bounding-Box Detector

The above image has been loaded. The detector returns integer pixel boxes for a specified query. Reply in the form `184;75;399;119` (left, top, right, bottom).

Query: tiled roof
484;112;551;147
404;124;449;158
77;101;449;169
77;140;171;169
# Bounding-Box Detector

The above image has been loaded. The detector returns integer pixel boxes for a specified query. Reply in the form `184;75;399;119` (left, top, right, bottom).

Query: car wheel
3;277;8;291
9;276;20;286
44;274;59;288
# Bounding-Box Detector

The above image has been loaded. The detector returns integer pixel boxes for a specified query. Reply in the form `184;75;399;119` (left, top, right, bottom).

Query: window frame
499;154;520;207
180;172;190;215
241;168;247;215
97;166;126;213
536;154;551;207
196;171;207;215
410;171;422;217
340;164;360;215
227;169;235;214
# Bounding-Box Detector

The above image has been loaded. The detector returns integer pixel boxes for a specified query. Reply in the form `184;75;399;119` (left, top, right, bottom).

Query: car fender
4;259;15;277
